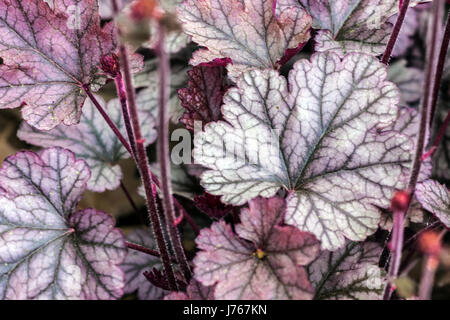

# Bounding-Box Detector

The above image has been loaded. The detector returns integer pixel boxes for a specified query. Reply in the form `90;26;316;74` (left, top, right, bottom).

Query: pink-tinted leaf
178;0;312;81
0;147;126;299
121;228;167;300
307;241;386;300
194;52;423;250
17;94;157;193
164;278;215;300
179;66;227;131
193;197;320;300
416;180;450;228
0;0;116;130
194;193;234;220
299;0;426;56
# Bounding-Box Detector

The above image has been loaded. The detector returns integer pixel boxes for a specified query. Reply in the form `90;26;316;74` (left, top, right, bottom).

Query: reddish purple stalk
381;0;411;65
82;85;133;156
120;181;139;213
110;0;178;291
383;0;446;300
155;28;192;282
115;73;138;158
383;209;406;300
125;241;178;264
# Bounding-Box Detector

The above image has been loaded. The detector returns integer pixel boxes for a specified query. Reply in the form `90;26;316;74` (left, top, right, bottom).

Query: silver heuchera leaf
0;147;126;299
178;0;312;81
299;0;425;56
416;180;450;228
193;197;320;300
17;94;157;192
388;60;423;105
121;228;166;300
194;52;419;250
307;241;385;300
0;0;117;130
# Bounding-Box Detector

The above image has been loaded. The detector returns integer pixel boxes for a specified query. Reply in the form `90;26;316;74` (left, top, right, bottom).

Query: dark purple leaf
179;66;227;131
194;193;234;220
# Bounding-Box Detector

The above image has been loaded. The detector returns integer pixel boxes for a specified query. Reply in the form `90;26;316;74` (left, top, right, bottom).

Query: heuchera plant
0;0;449;301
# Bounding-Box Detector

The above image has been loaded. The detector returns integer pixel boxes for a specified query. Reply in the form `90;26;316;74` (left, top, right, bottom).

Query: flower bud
390;190;411;213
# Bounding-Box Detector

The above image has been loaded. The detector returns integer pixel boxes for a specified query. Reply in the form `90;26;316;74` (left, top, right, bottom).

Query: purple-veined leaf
17;94;157;193
164;278;215;300
0;147;126;299
177;0;312;81
193;197;320;300
299;0;426;56
416;180;450;228
121;228;167;300
388;60;423;105
193;52;421;250
0;0;117;130
307;241;385;300
179;65;228;131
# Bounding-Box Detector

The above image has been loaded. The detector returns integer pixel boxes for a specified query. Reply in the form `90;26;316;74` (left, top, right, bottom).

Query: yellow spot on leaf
253;248;266;260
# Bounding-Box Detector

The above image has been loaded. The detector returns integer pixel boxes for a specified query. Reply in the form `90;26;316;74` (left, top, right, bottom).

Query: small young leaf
0;147;126;299
178;0;312;81
164;278;215;300
17;94;157;192
194;52;417;250
307;241;385;300
193;197;320;300
299;0;426;56
0;0;117;130
179;66;228;130
121;228;166;300
416;180;450;228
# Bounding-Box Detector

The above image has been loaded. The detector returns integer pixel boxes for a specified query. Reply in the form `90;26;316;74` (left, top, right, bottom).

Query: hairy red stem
115;73;138;159
156;28;192;282
110;0;178;291
125;241;178;264
381;0;411;65
120;181;139;213
82;85;133;156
